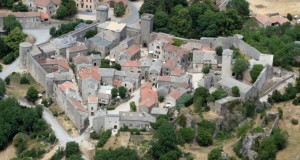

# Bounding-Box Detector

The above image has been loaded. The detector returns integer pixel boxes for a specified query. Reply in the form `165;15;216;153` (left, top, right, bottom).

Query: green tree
272;128;288;151
151;122;180;159
118;86;127;99
208;147;223;160
0;79;5;97
170;8;193;38
20;75;30;84
202;65;211;74
94;147;139;160
159;96;165;102
114;2;126;17
257;137;277;160
197;129;213;146
65;141;80;158
12;1;28;12
130;101;137;112
0;36;10;58
5;27;27;55
50;27;57;37
243;101;256;118
250;64;264;82
3;14;22;32
287;13;293;21
178;127;194;143
231;86;240;97
211;89;227;100
85;30;97;39
66;155;84;160
26;86;39;103
111;87;118;98
228;0;250;17
233;56;249;78
5;77;10;85
215;46;223;56
154;11;170;33
56;5;68;19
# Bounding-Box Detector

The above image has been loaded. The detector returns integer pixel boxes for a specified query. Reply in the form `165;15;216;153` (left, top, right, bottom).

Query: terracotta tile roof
46;59;70;70
58;81;76;92
52;0;61;5
121;60;141;67
67;44;88;53
73;55;91;64
178;82;190;89
40;59;70;71
255;14;289;25
139;87;158;107
200;45;215;52
79;67;101;81
163;60;176;69
69;98;87;112
168;90;183;100
141;82;153;89
157;76;171;82
126;44;140;55
113;79;122;87
163;44;189;56
35;0;52;7
40;12;49;19
155;34;174;44
171;67;184;76
88;96;98;104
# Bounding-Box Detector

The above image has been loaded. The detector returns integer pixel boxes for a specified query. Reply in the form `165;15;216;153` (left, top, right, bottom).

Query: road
113;88;140;112
0;58;20;79
23;27;51;45
121;0;142;25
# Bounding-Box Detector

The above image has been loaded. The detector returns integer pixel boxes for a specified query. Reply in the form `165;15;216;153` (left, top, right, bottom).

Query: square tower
221;49;233;78
141;13;154;46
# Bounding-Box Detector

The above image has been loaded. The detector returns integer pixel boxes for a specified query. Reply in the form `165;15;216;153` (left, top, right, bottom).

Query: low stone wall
253;65;273;94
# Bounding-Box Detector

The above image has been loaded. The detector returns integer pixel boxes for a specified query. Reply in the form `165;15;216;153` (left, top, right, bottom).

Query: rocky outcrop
239;132;267;160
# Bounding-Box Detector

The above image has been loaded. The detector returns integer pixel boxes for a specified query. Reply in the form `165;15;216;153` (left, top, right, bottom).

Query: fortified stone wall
54;84;89;133
26;53;47;89
253;65;273;93
63;22;100;42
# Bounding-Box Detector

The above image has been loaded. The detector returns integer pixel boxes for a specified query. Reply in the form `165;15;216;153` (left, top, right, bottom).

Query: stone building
139;82;158;113
119;111;156;129
66;43;88;62
221;49;233;78
79;66;101;102
165;90;183;108
88;96;99;116
141;13;154;46
192;45;218;71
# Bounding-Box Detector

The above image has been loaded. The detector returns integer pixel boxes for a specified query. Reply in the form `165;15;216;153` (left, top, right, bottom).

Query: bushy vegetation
130;101;137;112
94;147;139;160
50;148;64;160
176;94;193;108
291;119;298;125
12;1;28;12
197;120;216;146
55;0;77;19
114;2;126;17
178;127;194;144
0;79;6;97
26;86;39;103
0;26;26;64
268;83;297;104
65;141;81;158
0;98;53;154
231;86;240;97
202;64;211;74
50;20;86;37
141;0;248;38
97;130;112;148
250;64;264;82
85;30;97;39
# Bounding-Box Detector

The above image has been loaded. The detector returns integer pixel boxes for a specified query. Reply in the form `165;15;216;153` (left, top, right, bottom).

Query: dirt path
0;144;16;160
41;145;59;160
223;138;240;159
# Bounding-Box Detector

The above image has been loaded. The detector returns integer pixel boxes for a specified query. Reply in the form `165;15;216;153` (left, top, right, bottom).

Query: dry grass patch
128;133;152;156
48;104;79;137
248;0;300;16
6;72;44;98
103;132;131;149
270;101;300;160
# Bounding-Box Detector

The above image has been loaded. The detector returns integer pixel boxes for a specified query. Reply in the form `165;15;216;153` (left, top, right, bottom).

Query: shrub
215;46;223;56
176;94;193;108
130;101;137;112
20;75;30;84
65;141;81;158
231;86;240;97
85;30;97;39
114;2;126;17
291;119;298;125
293;97;300;105
97;130;112;147
250;64;264;82
178;127;194;143
159;96;165;102
90;131;100;139
26;86;39;103
197;120;215;146
287;13;293;21
50;148;64;160
5;77;10;85
202;65;211;74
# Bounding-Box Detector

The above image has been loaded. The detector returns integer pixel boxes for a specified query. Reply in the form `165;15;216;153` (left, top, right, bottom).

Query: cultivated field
248;0;300;16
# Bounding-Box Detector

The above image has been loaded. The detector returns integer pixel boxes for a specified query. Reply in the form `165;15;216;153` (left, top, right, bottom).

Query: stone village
16;4;291;145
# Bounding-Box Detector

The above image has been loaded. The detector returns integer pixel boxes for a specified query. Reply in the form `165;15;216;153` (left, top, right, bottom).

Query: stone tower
19;42;32;69
221;49;233;78
141;13;154;46
96;5;109;23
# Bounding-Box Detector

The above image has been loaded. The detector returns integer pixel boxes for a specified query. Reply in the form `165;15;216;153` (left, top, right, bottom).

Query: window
91;107;93;110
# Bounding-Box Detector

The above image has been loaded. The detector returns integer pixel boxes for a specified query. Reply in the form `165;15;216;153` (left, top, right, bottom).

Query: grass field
248;0;300;16
6;72;44;98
